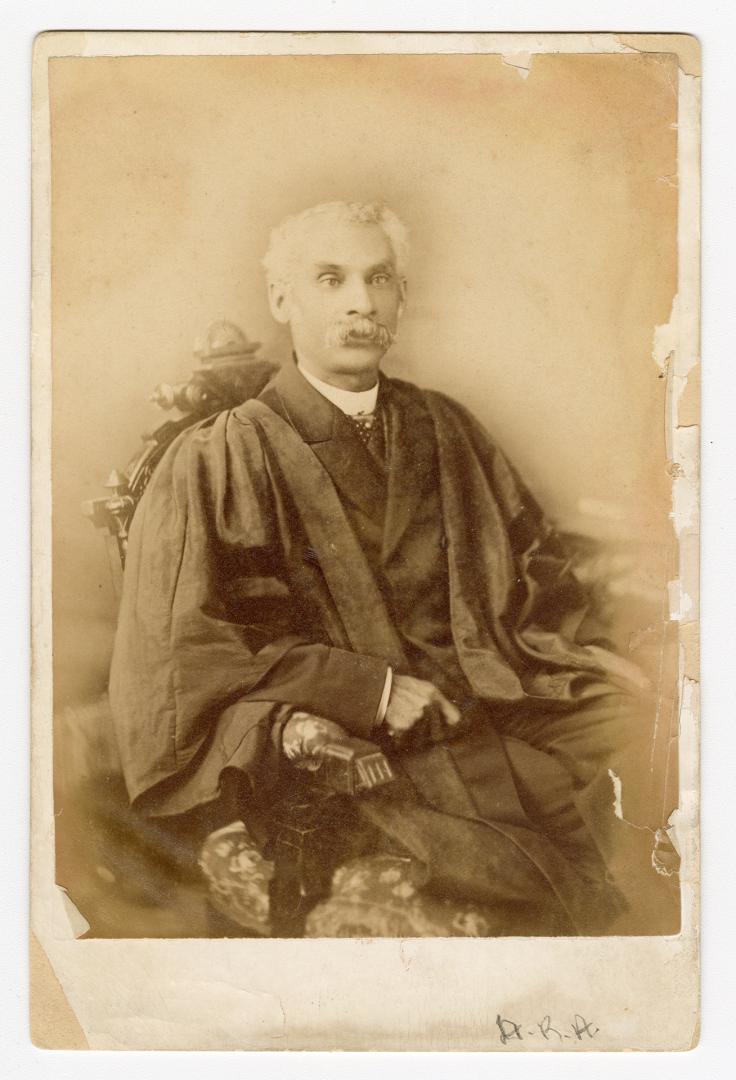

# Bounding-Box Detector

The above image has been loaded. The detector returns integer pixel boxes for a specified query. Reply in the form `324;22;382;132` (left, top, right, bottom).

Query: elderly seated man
109;200;673;937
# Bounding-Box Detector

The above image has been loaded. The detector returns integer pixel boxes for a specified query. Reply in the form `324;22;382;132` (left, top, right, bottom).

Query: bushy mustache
324;316;396;350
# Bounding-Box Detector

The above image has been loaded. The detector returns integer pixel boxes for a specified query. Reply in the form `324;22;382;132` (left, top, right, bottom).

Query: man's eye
318;276;341;287
371;274;390;286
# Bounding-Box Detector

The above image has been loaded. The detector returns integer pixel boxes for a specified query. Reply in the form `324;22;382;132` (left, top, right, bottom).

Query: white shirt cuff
374;666;393;727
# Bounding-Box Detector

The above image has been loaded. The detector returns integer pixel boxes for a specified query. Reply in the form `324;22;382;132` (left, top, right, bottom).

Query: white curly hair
262;200;410;289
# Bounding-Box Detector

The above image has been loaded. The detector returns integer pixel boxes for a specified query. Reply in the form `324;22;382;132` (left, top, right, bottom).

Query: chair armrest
281;712;395;795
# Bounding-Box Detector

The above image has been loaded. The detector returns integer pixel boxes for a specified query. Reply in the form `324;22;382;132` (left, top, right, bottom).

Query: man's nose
345;279;375;317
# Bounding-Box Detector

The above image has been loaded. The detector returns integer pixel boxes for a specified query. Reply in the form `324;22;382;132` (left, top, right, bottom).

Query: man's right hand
383;674;461;738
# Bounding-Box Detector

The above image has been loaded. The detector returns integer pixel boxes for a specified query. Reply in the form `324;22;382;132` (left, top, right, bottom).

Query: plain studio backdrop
48;51;678;707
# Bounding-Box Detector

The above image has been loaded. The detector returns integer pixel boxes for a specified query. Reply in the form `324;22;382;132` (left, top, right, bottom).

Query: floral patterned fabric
198;821;274;936
305;854;499;938
199;821;501;938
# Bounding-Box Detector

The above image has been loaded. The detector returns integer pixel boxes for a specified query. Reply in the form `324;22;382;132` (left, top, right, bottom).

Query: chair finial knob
104;469;129;494
194;320;261;364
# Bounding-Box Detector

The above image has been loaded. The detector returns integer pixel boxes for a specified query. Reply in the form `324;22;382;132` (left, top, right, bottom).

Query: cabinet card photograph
31;31;700;1050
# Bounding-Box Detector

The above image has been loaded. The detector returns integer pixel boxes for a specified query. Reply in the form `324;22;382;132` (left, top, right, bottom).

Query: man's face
269;218;405;389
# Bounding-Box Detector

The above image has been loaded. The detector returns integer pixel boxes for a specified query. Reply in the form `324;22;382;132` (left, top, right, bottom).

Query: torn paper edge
32;29;700;75
664;63;701;969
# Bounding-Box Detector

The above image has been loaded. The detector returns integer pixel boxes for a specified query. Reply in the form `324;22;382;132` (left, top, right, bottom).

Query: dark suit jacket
258;363;473;705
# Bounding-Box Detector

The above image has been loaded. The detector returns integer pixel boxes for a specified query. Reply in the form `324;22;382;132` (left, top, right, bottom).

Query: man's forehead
295;218;395;270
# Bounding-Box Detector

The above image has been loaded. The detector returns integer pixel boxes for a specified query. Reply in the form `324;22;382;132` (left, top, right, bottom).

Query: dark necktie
350;412;375;445
349;408;386;466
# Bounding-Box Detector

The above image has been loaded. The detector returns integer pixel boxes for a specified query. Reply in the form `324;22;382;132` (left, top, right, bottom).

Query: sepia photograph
31;30;700;1050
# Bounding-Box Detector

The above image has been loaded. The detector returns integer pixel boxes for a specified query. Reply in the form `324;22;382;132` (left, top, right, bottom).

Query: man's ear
268;282;291;325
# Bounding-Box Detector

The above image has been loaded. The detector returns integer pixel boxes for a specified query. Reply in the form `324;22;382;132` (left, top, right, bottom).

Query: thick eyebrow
312;261;395;275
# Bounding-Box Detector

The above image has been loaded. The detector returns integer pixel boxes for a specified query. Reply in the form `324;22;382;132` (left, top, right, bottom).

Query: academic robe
109;362;643;933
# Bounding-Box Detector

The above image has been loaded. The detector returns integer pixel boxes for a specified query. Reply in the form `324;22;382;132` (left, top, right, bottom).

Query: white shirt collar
296;360;378;417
